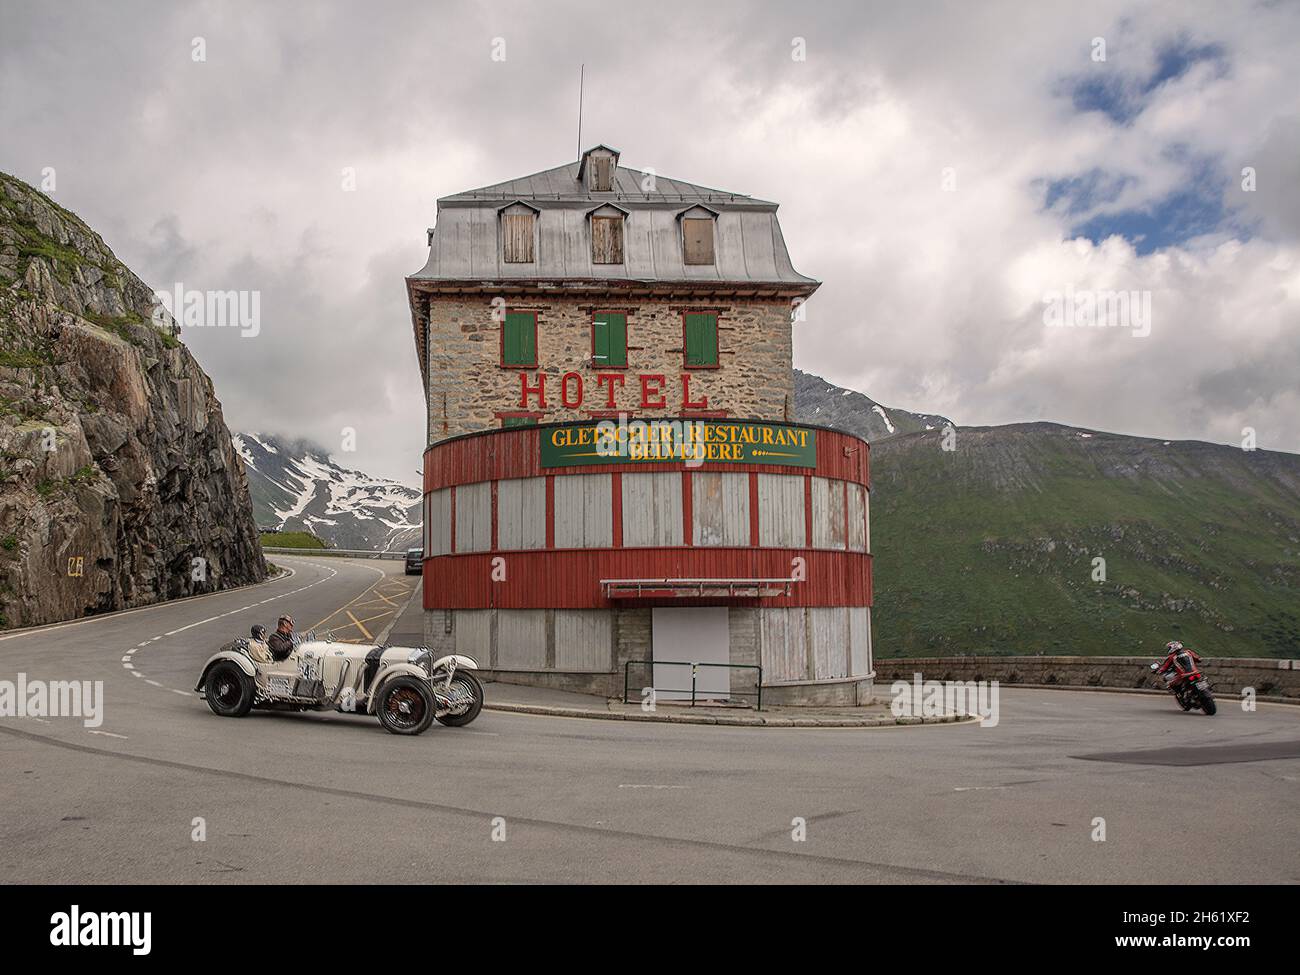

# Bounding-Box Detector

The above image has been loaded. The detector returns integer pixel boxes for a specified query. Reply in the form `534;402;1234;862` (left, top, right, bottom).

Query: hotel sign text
540;420;817;468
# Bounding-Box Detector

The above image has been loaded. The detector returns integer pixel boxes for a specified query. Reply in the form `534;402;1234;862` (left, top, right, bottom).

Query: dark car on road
405;547;423;575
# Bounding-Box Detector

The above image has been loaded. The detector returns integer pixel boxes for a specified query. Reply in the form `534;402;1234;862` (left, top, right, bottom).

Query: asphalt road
2;555;1297;884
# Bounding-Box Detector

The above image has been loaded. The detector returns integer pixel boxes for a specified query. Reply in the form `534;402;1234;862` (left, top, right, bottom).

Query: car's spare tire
204;661;255;717
376;676;435;735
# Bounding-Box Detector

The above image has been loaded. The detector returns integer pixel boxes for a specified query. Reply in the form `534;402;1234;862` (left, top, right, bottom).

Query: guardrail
623;659;763;710
262;547;407;561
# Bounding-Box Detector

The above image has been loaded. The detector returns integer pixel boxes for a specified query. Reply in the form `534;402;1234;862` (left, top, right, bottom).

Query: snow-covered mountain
234;433;422;552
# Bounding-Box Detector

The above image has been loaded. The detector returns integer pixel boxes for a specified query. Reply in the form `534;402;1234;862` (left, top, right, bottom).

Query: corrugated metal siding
455;609;492;663
809;607;849;679
554;610;613;671
692;471;750;546
496;610;546;670
621;472;683;547
422;493;432;555
425;549;872;610
554;473;612;548
759;608;808;682
454;482;492;553
424;424;869;491
849;606;872;677
497;477;546;550
847;482;867;553
757;473;805;547
427;487;452;556
811;477;847;550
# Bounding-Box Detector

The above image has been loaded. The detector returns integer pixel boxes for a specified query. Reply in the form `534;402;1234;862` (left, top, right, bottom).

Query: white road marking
0;565;298;642
122;560;348;696
87;730;128;740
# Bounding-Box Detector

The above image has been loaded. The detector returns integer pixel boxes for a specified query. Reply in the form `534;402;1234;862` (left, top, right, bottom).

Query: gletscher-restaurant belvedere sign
539;419;817;468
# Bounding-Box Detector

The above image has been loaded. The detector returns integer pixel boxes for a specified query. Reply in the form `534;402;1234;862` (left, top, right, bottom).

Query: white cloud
2;0;1297;474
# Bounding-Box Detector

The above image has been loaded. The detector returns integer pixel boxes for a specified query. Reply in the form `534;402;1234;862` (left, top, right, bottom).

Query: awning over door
601;577;796;599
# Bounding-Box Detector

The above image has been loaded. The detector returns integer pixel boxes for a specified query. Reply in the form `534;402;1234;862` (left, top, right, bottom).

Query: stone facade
423;294;795;443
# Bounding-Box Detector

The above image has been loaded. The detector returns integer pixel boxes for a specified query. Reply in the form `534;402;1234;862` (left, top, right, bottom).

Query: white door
651;607;731;701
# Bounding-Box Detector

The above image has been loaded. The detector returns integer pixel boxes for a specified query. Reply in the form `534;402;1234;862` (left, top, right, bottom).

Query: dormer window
591;155;613;191
500;201;538;264
679;205;718;265
578;145;620;193
588;204;627;265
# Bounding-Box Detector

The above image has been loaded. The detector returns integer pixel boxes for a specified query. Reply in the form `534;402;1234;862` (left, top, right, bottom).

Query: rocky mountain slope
235;432;421;552
0;172;265;628
793;368;952;442
793;374;1300;658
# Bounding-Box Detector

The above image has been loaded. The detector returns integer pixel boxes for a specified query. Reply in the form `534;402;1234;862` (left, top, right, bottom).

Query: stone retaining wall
875;656;1300;699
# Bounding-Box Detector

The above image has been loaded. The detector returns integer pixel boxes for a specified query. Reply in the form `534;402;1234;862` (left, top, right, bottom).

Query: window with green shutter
501;311;537;367
683;312;719;367
591;312;627;368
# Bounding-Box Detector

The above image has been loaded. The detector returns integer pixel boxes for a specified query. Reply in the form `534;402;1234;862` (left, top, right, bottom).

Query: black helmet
251;624;268;641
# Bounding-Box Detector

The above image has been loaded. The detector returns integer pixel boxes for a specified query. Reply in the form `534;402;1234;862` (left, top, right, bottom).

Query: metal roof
408;149;818;290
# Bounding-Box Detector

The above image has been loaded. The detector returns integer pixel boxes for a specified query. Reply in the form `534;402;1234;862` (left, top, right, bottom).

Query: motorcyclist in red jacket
1155;641;1201;688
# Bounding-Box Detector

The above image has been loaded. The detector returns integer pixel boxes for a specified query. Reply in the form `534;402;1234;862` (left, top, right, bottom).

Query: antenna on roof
576;64;585;158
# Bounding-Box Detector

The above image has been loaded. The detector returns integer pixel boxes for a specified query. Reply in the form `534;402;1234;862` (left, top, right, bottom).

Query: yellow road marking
345;611;373;641
305;567;415;642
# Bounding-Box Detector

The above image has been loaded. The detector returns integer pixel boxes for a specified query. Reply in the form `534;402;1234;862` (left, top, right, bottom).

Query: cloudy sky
3;0;1298;483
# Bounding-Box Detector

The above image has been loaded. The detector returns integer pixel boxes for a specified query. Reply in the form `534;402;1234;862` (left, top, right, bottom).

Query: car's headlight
407;648;433;676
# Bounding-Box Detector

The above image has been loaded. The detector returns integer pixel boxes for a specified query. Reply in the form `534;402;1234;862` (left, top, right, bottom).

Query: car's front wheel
204;661;254;717
436;671;484;727
376;677;435;735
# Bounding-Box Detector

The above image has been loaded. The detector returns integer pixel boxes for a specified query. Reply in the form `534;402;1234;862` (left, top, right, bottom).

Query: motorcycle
1149;652;1216;716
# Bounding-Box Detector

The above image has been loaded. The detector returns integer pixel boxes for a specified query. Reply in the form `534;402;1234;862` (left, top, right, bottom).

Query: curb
483;701;977;728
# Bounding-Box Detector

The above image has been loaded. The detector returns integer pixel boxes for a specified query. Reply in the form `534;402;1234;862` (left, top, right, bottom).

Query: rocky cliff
0;172;265;628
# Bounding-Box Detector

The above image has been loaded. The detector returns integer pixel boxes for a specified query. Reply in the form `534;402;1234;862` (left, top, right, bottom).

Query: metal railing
262;547;408;561
623;659;764;711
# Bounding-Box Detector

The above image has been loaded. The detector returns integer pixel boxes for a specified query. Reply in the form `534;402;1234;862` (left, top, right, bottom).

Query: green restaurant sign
540;419;817;468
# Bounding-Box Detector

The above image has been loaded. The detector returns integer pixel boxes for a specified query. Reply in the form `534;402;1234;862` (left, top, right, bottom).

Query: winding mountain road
2;555;1297;884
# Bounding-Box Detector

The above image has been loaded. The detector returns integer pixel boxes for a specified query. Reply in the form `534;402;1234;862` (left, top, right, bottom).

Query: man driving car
267;615;296;662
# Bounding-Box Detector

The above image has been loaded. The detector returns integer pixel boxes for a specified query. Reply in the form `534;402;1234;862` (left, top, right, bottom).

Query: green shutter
593;313;626;367
502;416;537;428
685;312;717;366
503;312;535;366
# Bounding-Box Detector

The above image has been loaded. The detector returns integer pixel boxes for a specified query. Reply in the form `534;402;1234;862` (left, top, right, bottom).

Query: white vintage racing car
194;632;483;735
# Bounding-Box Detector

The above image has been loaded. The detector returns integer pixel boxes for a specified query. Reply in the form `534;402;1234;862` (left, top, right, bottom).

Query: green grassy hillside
868;423;1300;658
258;530;328;549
